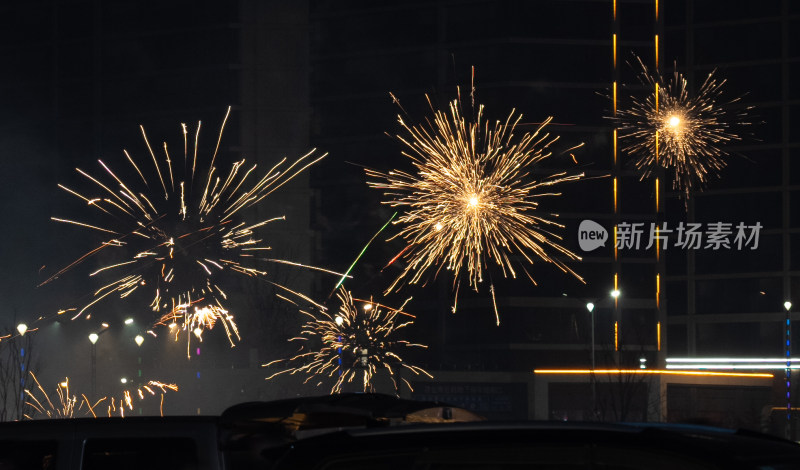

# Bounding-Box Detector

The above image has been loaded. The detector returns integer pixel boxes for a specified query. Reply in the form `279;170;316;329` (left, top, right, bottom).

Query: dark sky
0;0;795;414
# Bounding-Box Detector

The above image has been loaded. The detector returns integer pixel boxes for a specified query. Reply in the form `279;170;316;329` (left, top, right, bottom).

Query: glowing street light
16;323;28;336
120;377;127;384
134;335;144;347
785;300;793;439
124;318;134;325
610;289;621;299
88;333;99;344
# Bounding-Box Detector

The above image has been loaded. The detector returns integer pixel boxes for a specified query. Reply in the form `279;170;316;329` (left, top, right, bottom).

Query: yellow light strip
612;81;617;115
613;129;618;164
656;224;660;258
657;321;662;351
613;33;617;68
533;369;774;379
656;274;661;308
614;321;619;351
655;34;659;68
655;177;660;212
613;0;617;19
655;83;659;112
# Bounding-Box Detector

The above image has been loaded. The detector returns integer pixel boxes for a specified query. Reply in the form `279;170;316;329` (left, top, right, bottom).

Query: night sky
0;0;796;419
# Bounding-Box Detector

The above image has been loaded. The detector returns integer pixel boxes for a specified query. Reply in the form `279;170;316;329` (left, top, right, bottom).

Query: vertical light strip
656;177;660;212
613;81;617;115
613;34;617;68
657;321;662;351
653;0;661;365
612;0;620;356
655;35;659;68
656;274;661;308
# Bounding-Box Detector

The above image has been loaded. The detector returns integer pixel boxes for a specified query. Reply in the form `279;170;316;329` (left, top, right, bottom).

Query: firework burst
615;56;751;199
23;372;178;419
366;87;584;323
264;288;430;394
44;108;332;354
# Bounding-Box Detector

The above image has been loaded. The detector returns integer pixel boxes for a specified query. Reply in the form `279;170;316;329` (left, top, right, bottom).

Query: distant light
59;381;68;388
16;324;28;336
134;335;144;347
334;316;344;326
785;301;792;312
88;333;99;344
533;369;773;378
667;357;800;370
586;302;595;313
193;327;203;338
124;318;134;325
196;347;201;356
120;378;128;384
101;322;109;328
610;289;621;299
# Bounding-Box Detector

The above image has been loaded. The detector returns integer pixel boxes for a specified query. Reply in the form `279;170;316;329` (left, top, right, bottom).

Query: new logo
578;220;608;252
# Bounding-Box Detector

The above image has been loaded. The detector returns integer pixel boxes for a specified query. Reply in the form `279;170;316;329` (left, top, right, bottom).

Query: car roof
260;420;800;470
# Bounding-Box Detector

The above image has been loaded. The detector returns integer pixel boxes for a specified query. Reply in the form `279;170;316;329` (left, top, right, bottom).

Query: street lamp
134;335;144;347
16;323;28;336
88;325;109;398
586;302;595;372
785;300;793;439
89;333;98;398
585;290;620;420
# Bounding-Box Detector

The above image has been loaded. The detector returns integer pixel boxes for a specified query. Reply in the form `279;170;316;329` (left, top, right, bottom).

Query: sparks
23;372;178;419
614;56;751;200
366;86;584;317
44;108;333;353
264;288;430;394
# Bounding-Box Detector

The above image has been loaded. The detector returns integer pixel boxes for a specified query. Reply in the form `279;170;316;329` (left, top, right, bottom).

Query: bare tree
0;328;36;421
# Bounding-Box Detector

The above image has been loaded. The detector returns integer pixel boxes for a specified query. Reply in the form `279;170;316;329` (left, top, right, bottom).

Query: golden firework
366;88;584;322
44;107;333;355
23;372;178;419
615;56;751;199
264;288;430;394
